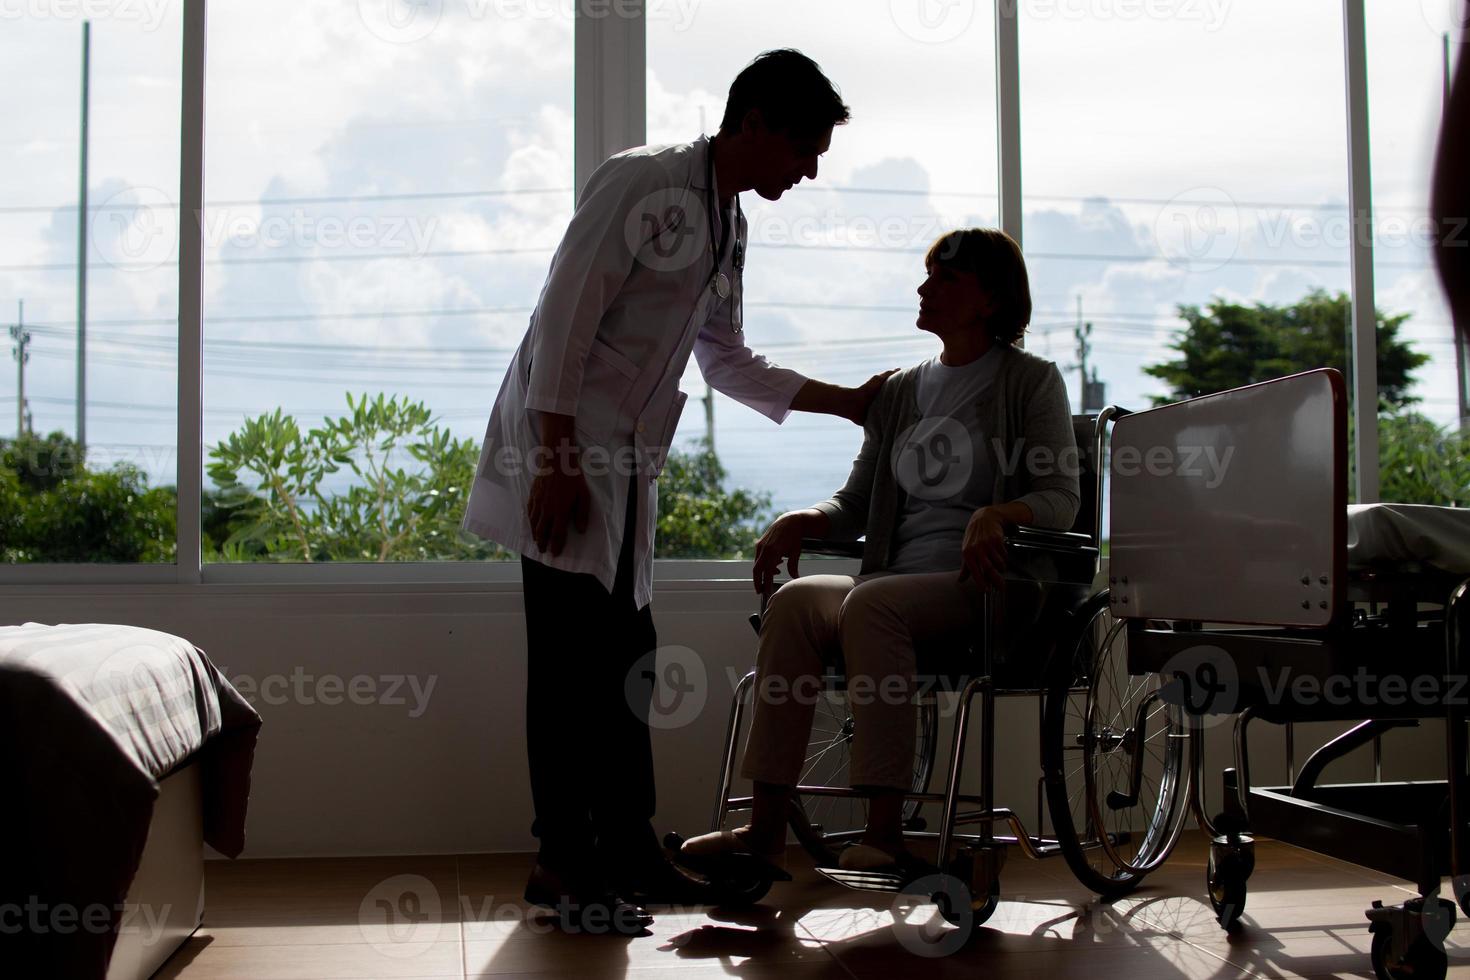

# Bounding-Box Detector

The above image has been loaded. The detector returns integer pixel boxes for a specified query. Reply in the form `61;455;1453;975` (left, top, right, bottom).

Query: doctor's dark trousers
519;478;659;875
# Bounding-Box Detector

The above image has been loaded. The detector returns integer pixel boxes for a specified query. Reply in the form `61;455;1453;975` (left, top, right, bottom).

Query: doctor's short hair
718;49;851;139
925;228;1033;346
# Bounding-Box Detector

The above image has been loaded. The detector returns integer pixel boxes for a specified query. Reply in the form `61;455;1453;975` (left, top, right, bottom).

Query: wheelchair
666;408;1194;925
1111;368;1470;980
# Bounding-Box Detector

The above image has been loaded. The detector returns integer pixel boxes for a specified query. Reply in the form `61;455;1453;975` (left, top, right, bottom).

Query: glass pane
1369;0;1468;505
1;11;181;563
648;3;998;556
1021;1;1354;538
203;1;572;562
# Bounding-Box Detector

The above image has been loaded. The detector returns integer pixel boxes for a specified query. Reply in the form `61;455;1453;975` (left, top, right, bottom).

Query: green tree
0;431;175;562
1;402;779;564
1145;290;1428;408
206;393;505;561
654;438;773;559
1373;409;1470;506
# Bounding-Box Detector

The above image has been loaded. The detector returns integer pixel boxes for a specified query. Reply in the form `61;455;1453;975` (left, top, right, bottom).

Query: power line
0;187;573;216
0;184;1436;217
2;235;1446;273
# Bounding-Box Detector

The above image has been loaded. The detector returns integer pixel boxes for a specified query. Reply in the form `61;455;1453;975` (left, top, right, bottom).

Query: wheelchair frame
693;406;1192;915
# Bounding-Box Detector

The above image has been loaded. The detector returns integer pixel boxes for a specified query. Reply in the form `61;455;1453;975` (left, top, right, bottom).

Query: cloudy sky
1;0;1462;527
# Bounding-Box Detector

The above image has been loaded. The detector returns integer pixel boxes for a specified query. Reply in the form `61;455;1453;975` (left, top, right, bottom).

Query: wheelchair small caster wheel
1207;836;1253;930
932;876;998;928
711;874;773;906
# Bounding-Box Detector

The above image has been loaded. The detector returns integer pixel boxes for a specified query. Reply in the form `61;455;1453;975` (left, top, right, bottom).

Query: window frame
0;0;1382;587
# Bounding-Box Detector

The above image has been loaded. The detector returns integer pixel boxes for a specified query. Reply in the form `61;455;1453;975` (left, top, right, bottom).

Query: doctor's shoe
524;863;653;935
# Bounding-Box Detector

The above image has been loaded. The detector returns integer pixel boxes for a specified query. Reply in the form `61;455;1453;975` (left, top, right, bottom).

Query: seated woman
682;227;1080;874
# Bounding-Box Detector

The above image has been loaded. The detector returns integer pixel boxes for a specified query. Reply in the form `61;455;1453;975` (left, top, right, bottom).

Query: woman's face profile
915;262;994;338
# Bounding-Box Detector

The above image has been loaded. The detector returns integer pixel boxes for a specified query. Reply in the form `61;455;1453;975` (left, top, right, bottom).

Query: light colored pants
739;570;984;792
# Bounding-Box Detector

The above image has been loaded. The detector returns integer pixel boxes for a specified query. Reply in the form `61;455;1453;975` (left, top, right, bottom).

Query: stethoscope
705;135;745;332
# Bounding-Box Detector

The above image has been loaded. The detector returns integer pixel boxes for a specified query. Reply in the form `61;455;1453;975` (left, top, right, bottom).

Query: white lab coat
461;136;808;608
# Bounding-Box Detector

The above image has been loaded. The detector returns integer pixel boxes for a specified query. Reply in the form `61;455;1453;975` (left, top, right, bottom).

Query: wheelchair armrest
1005;525;1095;552
1005;526;1099;584
800;538;865;560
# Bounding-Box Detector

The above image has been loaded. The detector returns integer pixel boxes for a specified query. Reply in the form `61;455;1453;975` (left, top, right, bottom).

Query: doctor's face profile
915;263;996;340
745;117;832;201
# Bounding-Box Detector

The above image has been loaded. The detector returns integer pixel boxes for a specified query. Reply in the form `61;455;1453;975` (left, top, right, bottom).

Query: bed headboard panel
1109;368;1347;627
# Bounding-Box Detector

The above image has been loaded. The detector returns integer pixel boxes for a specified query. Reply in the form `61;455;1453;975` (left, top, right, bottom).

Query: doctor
462;49;888;932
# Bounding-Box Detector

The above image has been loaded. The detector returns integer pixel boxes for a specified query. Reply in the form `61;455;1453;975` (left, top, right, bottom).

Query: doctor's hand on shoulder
791;369;899;426
526;412;591;558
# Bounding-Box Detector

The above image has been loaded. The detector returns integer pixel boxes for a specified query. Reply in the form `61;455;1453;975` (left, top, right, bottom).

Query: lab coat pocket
589;337;639;380
637;388;689;478
574;342;639;446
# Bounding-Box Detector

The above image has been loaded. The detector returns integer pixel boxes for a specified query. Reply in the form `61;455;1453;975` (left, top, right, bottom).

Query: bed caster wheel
1367;897;1454;980
1370;926;1448;980
1453;875;1470;918
1207;836;1253;930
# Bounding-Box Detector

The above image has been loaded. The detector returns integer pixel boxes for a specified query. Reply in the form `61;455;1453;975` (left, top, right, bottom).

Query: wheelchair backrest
1108;369;1347;628
1070;415;1101;542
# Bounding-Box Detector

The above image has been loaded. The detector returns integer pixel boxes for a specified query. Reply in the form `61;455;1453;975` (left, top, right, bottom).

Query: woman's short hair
719;49;851;140
924;228;1032;346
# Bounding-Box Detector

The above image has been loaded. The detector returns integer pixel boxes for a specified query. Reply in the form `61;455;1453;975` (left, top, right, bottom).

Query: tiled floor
156;832;1470;979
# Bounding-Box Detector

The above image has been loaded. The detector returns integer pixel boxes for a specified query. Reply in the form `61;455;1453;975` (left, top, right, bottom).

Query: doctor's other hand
527;413;592;557
845;369;899;425
752;508;830;595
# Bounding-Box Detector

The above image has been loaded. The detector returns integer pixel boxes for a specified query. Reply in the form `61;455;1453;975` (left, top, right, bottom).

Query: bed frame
105;759;205;980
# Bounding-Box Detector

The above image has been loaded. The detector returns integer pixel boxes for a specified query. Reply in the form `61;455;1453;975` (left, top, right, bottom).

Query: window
1368;0;1468;505
647;2;998;557
201;0;572;563
1;9;182;563
1020;1;1354;414
2;2;1429;578
1016;1;1376;538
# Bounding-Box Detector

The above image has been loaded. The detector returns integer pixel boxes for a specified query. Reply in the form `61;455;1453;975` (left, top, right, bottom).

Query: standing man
462;50;888;932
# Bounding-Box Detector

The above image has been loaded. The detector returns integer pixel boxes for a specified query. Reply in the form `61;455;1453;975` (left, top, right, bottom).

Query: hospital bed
1111;368;1470;980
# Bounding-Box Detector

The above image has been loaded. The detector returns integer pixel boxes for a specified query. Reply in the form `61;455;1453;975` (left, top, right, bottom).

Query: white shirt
461;137;809;608
888;350;1001;573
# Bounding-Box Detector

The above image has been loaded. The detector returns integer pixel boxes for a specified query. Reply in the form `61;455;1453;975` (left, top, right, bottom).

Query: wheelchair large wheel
1042;591;1190;897
793;689;939;853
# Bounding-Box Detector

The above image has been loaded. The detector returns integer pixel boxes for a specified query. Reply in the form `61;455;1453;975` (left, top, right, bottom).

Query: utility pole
77;20;90;455
9;301;29;438
1074;296;1094;411
1073;296;1106;413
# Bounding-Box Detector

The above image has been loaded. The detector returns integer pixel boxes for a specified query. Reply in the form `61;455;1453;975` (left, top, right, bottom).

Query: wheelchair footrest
814;865;908;893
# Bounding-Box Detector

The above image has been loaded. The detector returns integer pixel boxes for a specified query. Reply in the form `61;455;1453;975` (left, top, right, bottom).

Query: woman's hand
959;505;1019;591
752;509;827;595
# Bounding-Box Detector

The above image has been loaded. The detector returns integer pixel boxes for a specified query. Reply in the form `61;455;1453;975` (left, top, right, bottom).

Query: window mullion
1342;0;1380;502
575;0;646;201
177;0;206;583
